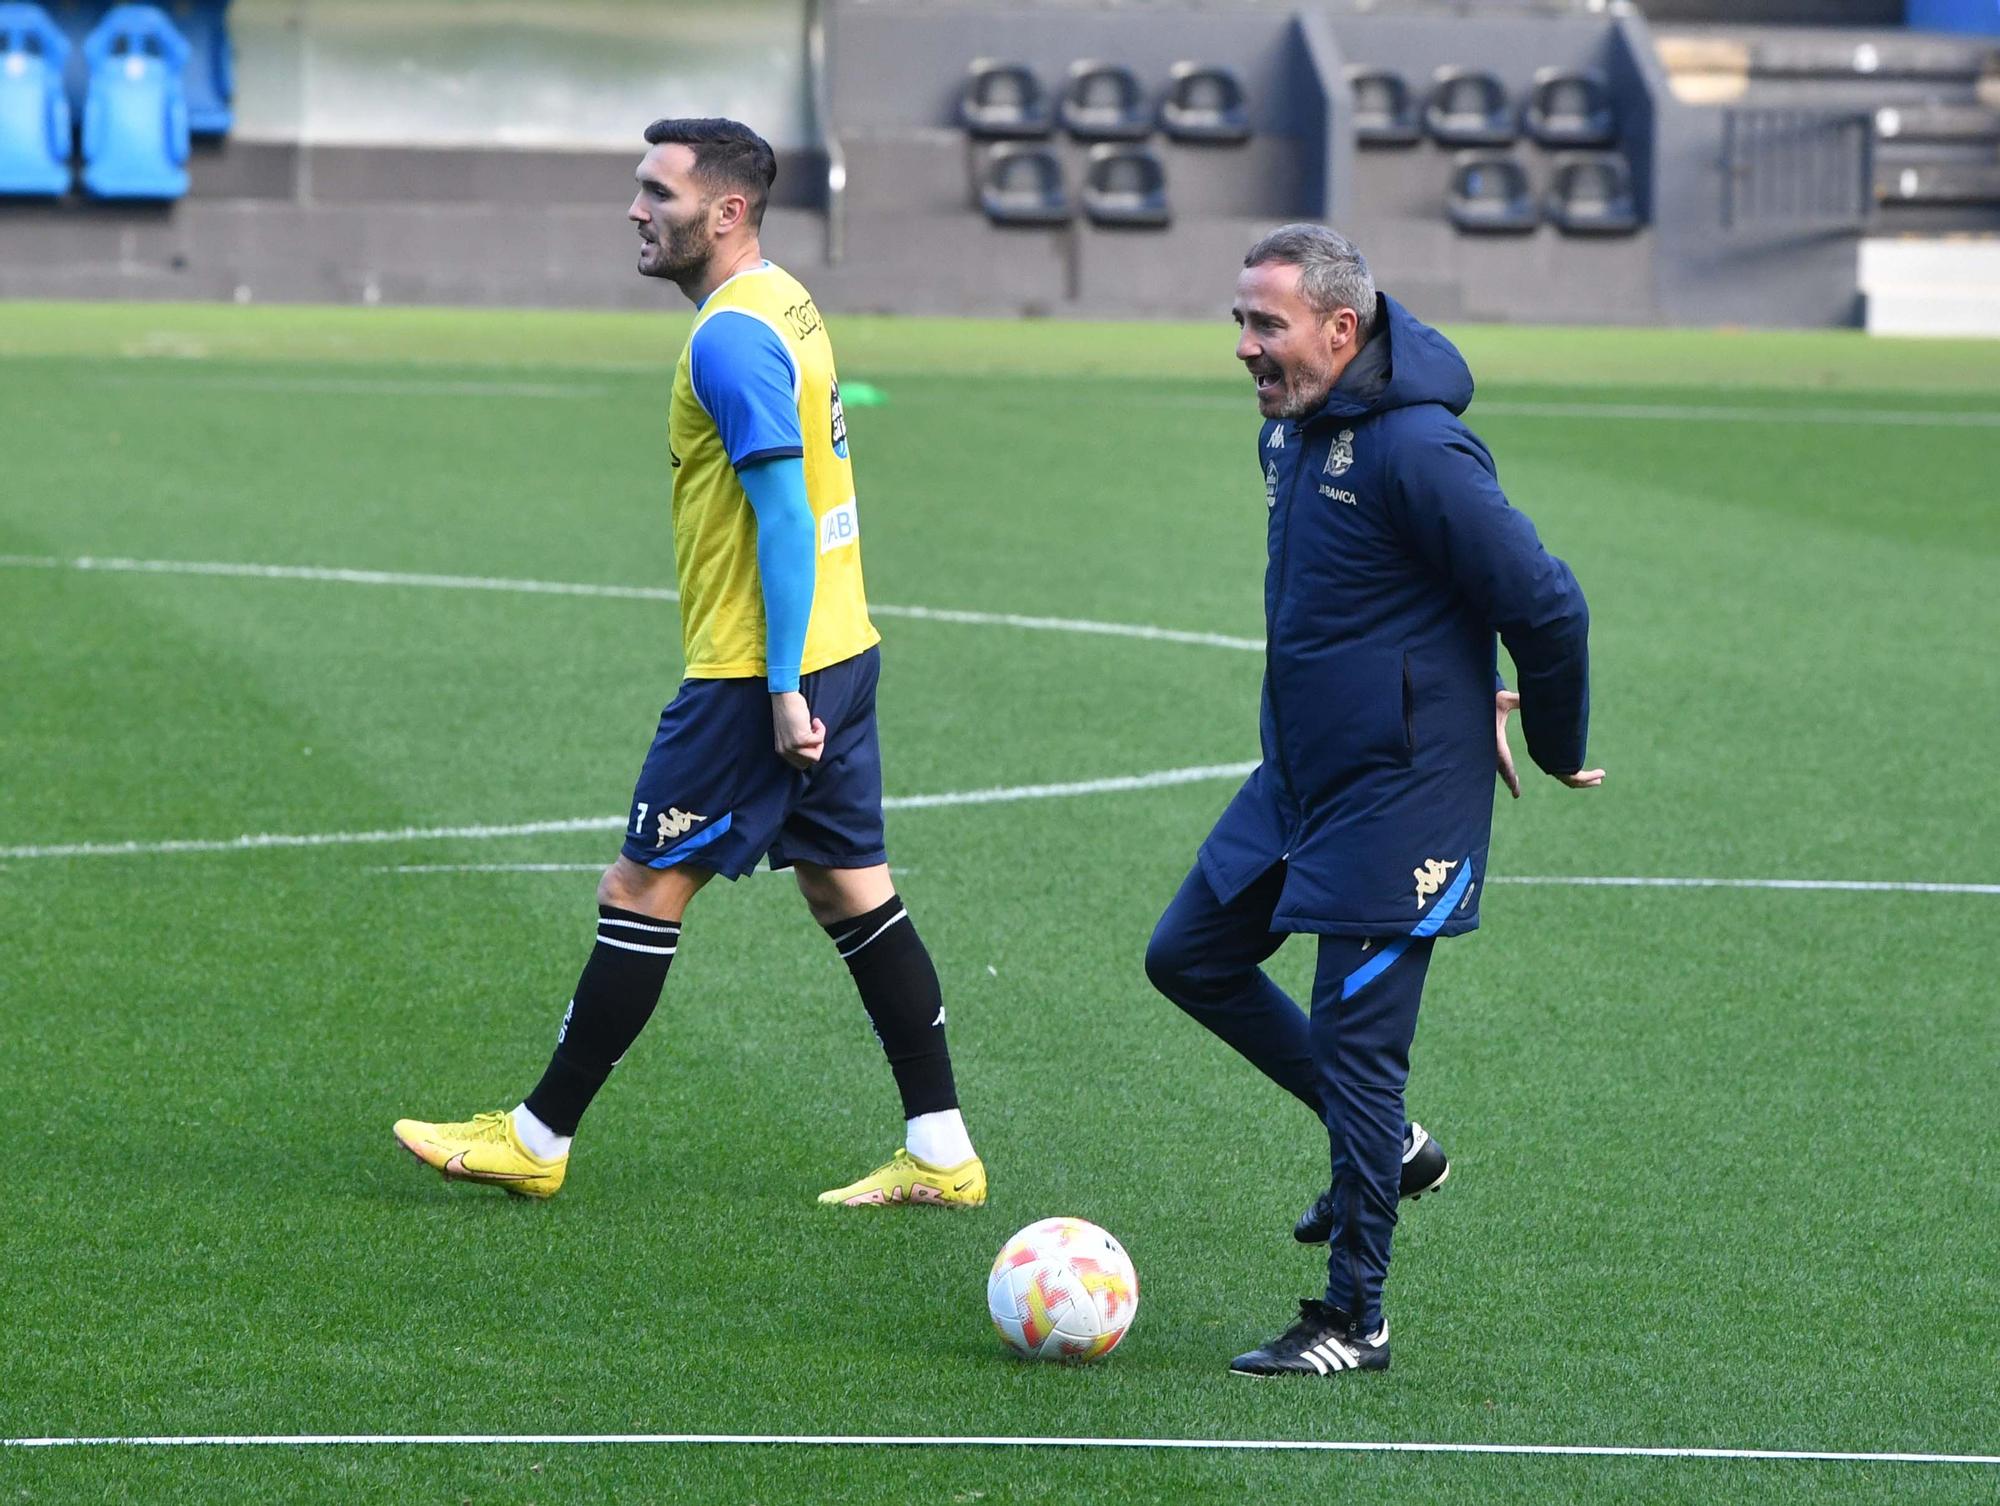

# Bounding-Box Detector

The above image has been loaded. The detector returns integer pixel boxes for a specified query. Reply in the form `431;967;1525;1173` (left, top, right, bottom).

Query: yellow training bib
667;261;879;679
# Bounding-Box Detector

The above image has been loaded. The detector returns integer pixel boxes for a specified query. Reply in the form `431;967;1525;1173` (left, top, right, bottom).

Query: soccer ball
986;1217;1139;1363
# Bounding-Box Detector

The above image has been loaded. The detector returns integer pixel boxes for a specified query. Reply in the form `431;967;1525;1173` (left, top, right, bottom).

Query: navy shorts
617;646;887;879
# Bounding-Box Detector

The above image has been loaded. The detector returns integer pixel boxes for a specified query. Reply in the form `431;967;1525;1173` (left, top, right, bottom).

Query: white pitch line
75;359;2000;429
0;554;679;602
885;761;1257;810
368;867;2000;893
372;862;606;874
98;373;614;400
1110;391;2000;429
1;1433;1993;1465
870;600;1263;652
370;862;920;876
0;555;1267;653
1492;875;2000;896
0;762;1261;860
0;814;619;860
1471;400;2000;430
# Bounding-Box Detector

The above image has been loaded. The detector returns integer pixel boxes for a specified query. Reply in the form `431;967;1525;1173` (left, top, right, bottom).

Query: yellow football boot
818;1148;987;1208
392;1110;566;1198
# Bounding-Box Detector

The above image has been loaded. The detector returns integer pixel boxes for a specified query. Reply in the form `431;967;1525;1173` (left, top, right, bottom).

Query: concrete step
1860;235;2000;334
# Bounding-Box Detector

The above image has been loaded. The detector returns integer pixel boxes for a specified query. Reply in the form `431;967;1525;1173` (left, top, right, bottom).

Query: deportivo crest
656;807;708;845
1412;857;1458;908
1324;429;1355;478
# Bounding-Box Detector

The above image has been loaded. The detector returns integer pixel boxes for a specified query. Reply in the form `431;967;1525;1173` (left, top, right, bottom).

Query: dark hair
642;117;777;227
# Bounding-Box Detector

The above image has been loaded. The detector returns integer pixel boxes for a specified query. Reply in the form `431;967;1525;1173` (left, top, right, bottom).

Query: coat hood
1310;293;1474;423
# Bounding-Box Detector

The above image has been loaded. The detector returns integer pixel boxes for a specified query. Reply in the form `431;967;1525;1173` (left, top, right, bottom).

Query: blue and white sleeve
689;311;804;468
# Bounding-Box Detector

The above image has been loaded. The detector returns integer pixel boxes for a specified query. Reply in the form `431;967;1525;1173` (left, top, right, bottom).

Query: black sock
827;895;958;1118
523;905;680;1136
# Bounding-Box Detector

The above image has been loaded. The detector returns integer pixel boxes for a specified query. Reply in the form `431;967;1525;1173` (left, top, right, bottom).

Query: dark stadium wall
1636;0;1904;23
0;0;1891;328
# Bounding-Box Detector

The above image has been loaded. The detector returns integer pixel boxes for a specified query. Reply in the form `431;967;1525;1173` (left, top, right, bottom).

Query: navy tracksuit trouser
1145;860;1432;1331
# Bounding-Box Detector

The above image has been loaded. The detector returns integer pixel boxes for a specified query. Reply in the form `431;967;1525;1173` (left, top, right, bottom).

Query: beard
643;210;715;283
1271;354;1335;419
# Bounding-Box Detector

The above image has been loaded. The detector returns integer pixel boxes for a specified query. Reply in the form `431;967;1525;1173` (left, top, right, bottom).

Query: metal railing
1720;108;1873;230
806;0;847;264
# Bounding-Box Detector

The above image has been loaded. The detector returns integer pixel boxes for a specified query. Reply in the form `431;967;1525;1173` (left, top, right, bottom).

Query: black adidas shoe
1293;1122;1449;1244
1229;1300;1390;1377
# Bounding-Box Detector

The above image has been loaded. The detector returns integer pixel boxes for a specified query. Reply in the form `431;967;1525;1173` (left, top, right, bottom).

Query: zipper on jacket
1401;652;1416;758
1267;421;1304;803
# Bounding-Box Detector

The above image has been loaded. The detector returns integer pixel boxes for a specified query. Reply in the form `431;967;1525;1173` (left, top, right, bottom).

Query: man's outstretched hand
1496;689;1604;795
1496;690;1523;798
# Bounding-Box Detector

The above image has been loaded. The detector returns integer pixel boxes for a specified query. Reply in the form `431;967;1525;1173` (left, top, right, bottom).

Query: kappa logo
1324;428;1355;478
1264;459;1279;509
1412;857;1459;908
1266;426;1285;450
656;807;708;845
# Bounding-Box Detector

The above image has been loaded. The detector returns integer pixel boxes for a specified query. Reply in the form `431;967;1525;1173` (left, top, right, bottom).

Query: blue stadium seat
1447;152;1538;233
1547;152;1639;234
1525;67;1615;149
1160;62;1250;144
1059;60;1149;142
959;59;1052;140
79;2;188;198
0;3;72;196
977;143;1071;226
162;0;228;134
1348;66;1420;147
1426;67;1516;148
1082;143;1168;227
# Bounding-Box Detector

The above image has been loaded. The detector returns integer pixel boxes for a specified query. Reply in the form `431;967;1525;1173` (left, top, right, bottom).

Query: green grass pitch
1;299;1996;1505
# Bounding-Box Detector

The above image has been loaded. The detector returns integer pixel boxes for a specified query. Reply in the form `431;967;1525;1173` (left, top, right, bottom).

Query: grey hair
1243;223;1377;336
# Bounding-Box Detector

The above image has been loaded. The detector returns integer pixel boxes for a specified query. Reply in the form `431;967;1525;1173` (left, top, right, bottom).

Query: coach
1145;224;1601;1377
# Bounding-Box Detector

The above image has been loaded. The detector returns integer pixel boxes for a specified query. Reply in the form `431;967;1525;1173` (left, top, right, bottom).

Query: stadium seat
1159;61;1249;144
1749;33;1993;82
80;3;189;199
1425;67;1515;147
0;3;72;196
1524;67;1615;148
165;0;230;135
1082;143;1167;227
1546;152;1639;234
959;59;1051;140
1447;152;1537;233
1877;162;2000;206
1059;60;1149;141
1873;103;2000;145
1348;66;1420;146
977;143;1071;226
